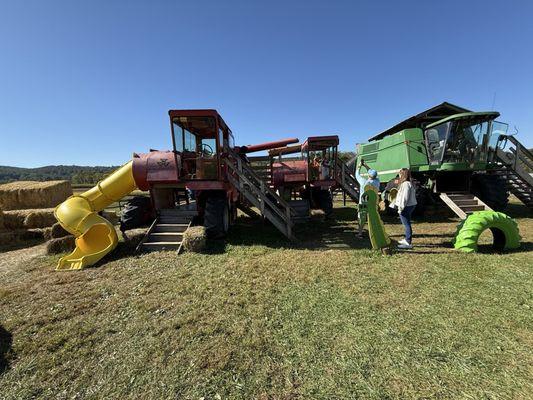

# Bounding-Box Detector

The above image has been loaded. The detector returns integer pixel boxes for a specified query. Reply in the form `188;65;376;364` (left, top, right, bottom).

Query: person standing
394;168;417;249
355;159;380;237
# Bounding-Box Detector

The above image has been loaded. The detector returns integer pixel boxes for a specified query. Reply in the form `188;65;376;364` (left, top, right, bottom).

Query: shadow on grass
504;202;532;219
0;325;12;374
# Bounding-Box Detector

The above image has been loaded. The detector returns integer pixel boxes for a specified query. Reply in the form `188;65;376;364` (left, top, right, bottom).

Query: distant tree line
0;165;117;184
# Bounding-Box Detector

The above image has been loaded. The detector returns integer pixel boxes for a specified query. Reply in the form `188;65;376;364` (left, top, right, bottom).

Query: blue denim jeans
399;205;416;244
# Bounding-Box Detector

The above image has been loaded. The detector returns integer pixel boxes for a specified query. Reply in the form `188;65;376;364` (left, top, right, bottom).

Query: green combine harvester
356;102;532;218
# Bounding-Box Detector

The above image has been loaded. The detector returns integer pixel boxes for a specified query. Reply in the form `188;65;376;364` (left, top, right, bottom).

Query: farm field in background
0;198;531;399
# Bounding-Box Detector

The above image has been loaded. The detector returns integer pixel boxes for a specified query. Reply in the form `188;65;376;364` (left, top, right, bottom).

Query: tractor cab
268;135;339;189
424;112;501;166
302;136;339;186
169;110;235;183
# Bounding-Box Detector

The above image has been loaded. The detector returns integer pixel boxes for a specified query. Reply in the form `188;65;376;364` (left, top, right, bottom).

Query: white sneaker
397;243;413;249
398;239;409;246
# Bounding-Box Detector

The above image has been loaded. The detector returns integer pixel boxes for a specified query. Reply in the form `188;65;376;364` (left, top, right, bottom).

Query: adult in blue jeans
393;168;417;249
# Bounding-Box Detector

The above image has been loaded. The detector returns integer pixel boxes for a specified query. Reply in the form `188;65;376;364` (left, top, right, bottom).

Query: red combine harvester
132;110;299;251
249;136;360;221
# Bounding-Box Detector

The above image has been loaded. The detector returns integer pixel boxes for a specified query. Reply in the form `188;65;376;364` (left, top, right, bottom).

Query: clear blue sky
1;0;532;167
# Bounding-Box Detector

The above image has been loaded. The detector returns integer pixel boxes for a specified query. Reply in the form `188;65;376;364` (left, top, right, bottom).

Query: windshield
444;120;489;163
172;116;218;179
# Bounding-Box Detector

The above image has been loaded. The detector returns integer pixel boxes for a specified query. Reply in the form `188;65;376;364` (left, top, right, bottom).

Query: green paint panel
358;128;428;182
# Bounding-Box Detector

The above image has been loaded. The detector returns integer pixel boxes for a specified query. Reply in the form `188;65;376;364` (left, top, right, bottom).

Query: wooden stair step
148;232;183;241
461;205;486;212
152;224;189;233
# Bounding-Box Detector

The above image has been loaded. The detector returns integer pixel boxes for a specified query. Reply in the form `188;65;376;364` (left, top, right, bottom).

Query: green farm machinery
355;102;532;218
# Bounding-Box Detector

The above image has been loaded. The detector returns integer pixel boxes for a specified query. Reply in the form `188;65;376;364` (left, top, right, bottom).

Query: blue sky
1;0;532;167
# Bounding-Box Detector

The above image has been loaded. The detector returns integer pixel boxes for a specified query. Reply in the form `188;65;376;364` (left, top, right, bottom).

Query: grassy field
0;200;532;399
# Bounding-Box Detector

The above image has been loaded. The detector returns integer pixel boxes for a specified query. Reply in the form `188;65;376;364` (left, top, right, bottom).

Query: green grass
0;200;532;399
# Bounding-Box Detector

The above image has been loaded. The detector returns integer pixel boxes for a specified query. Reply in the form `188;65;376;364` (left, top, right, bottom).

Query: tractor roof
368;102;471;142
426;111;500;129
301;135;339;151
168;109;231;132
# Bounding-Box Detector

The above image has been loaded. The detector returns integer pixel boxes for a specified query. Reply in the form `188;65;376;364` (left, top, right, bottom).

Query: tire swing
453;211;521;253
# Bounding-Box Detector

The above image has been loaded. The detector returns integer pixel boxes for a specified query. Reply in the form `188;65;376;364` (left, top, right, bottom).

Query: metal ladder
224;148;296;240
137;207;197;252
335;158;360;202
494;136;533;209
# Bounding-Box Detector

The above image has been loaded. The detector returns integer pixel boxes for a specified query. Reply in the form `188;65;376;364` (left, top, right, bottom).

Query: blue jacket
355;168;380;203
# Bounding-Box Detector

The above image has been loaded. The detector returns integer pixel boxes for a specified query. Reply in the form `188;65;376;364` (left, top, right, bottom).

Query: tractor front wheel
204;192;230;239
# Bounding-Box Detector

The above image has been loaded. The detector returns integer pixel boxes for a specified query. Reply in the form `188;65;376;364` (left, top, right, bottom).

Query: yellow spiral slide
54;161;137;271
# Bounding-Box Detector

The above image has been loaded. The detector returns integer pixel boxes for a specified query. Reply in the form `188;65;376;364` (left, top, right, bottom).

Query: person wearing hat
355;159;380;238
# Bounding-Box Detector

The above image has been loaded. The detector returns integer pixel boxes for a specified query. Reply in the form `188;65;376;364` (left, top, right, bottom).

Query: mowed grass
0;200;532;399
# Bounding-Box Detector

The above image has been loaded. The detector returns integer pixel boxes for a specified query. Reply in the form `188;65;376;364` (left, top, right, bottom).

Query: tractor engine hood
132;150;179;191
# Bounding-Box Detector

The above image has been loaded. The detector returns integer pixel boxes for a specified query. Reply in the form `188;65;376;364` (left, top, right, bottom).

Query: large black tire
204;192;229;239
471;174;509;211
119;196;154;232
313;189;333;217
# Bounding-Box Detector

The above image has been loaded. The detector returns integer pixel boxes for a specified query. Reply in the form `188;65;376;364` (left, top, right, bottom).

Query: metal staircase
137;207;196;252
224;148;296;240
493;136;533;209
335;159;360;202
439;192;492;219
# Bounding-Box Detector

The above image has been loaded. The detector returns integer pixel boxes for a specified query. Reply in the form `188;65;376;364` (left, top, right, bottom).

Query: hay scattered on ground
2;208;56;229
182;226;206;253
0;180;72;210
45;236;75;254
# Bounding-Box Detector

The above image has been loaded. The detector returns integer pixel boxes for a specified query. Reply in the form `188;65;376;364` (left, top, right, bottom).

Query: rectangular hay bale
3;208;56;229
0;180;72;210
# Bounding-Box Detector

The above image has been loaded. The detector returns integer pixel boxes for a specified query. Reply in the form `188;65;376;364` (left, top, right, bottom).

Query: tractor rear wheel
471;174;509;211
204;192;229;239
313;189;333;217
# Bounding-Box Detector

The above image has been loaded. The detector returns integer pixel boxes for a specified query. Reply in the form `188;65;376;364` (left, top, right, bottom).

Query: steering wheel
201;143;214;157
428;142;440;156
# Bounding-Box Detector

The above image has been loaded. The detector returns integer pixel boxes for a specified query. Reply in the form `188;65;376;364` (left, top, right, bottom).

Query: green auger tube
364;185;391;250
453;210;521;253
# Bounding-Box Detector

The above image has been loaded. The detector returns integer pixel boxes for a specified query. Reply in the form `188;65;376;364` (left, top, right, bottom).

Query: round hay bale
182;226;207;253
0;209;4;231
0;180;72;210
23;209;56;228
46;236;75;255
50;222;70;239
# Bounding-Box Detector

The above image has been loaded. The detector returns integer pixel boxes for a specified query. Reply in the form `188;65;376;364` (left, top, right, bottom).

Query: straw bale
182;226;207;253
0;180;72;210
2;208;56;229
50;222;70;239
46;236;75;254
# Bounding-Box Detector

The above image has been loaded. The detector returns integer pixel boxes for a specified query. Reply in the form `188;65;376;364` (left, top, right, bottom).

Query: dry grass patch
0;180;71;210
0;199;531;399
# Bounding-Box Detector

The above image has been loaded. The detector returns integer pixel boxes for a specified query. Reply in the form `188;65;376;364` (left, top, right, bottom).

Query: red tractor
130;110;298;249
251;136;341;219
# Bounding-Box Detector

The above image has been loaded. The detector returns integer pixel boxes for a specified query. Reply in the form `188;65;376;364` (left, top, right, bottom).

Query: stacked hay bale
0;180;72;210
0;180;72;249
